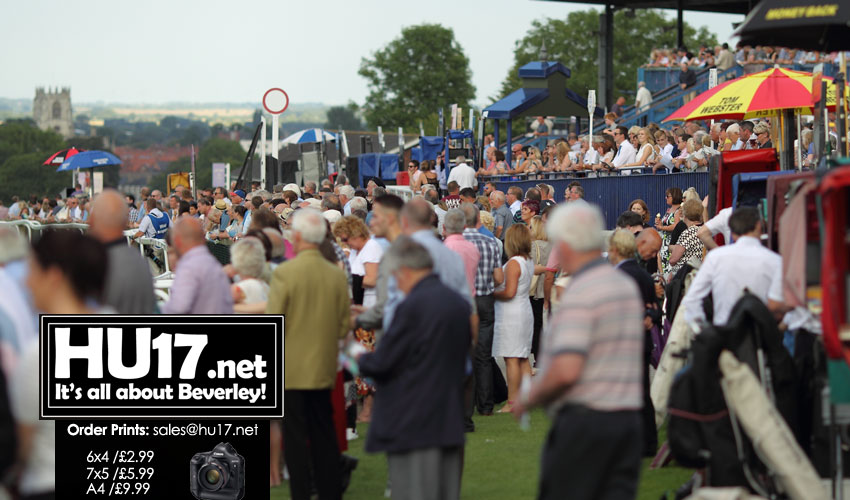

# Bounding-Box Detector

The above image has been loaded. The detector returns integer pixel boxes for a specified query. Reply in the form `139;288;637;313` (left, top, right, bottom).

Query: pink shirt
444;234;480;297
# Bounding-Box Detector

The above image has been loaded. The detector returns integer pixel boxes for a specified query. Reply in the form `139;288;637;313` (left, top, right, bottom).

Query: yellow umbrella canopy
664;67;845;122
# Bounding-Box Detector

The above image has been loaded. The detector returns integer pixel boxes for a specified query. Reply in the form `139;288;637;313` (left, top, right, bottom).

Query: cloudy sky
0;0;743;107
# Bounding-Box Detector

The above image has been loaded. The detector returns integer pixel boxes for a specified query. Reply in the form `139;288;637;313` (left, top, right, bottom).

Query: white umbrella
281;128;337;145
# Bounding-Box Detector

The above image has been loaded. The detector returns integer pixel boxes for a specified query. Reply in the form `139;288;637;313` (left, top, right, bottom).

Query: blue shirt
477;226;496;239
382;230;475;331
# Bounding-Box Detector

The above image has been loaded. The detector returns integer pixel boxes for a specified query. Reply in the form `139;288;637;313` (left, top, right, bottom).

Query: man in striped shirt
513;202;644;500
460;203;504;416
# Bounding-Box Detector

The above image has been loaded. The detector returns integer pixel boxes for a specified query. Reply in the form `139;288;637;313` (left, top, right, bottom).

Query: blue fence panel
487;172;709;229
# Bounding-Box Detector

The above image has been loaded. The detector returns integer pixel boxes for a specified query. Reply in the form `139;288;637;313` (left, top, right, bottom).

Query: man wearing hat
284;183;302;200
230;189;246;206
447;156;476;191
214;199;230;232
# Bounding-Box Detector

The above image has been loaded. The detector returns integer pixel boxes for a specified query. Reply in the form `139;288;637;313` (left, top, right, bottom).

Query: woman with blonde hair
527;216;551;364
554;142;572;172
493;224;535;413
620;127;656;168
332;215;382;308
204;207;222;240
525;146;544;174
667;198;705;278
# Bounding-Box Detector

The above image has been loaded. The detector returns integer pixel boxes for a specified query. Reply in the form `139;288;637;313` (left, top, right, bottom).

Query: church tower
33;87;73;139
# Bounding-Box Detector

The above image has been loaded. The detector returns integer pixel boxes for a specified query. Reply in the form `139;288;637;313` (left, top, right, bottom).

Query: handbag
529;243;542;297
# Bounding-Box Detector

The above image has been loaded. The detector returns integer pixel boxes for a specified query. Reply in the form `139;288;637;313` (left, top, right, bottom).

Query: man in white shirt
697;206;733;249
506;186;523;216
57;197;83;222
635;81;653;112
447;155;477;191
339;185;355;215
682;207;786;326
611;126;637;170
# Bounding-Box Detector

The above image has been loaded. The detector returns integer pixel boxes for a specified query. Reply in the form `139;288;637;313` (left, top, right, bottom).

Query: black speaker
347;157;359;187
264;155;278;191
279;161;298;185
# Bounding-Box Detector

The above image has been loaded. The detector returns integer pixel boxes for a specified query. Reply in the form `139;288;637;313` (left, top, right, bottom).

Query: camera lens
206;469;221;485
199;464;227;491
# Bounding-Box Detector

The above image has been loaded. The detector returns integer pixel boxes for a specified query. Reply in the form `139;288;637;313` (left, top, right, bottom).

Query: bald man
160;217;233;314
89;190;156;313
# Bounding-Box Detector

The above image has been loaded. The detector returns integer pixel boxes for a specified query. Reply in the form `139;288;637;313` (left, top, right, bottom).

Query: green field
271;409;692;499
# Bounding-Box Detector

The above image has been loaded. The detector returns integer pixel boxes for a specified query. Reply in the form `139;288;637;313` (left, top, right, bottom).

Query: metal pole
506;119;513;167
272;114;279;166
190;144;196;199
676;0;684;50
260;116;266;180
796;113;803;170
835;72;847;157
494;120;500;151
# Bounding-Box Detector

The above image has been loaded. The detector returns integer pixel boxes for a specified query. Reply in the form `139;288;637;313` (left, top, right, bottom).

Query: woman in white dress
493;224;535;413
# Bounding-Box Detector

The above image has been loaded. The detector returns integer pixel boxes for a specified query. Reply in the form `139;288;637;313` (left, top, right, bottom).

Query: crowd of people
643;43;844;71
0;159;800;500
472;116;781;179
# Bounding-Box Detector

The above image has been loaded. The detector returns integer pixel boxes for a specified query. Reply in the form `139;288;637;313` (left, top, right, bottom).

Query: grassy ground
271;409;692;499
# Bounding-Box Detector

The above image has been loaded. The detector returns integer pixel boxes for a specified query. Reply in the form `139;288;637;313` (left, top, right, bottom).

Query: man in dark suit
356;236;471;500
609;229;659;457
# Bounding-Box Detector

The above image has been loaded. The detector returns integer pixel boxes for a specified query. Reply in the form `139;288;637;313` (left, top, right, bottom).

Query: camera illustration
190;442;245;500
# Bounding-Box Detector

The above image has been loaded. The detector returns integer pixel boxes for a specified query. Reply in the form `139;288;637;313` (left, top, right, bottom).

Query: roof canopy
483;61;602;120
539;0;751;15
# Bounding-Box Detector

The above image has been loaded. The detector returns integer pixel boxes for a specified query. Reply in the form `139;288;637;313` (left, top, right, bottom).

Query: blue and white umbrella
56;150;122;172
281;128;337;145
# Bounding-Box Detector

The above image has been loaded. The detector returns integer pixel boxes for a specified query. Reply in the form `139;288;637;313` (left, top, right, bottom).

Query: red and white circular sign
262;88;289;115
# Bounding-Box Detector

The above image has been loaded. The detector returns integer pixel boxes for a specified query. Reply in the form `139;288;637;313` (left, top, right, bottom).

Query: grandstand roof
539;0;753;15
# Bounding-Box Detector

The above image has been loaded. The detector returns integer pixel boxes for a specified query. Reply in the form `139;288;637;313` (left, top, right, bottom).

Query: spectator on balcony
590;136;616;173
716;43;736;71
635;82;652;113
533;116;549;137
524;147;544;174
553;142;572;172
603;113;618;134
735;43;749;64
725;123;742;151
754;122;773;149
619;128;656;170
679;63;697;103
650;130;674;173
611;126;637;171
611;96;626;118
774;48;791;65
672;134;692;171
739;121;755;149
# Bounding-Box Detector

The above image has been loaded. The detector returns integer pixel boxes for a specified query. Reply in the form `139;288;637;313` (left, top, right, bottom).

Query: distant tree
0;119;65;167
325;102;363;130
498;9;718;106
0;152;71;203
359;24;475;130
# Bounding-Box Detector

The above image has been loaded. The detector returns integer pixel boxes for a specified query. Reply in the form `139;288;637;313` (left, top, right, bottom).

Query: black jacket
359;274;471;454
618;259;660;324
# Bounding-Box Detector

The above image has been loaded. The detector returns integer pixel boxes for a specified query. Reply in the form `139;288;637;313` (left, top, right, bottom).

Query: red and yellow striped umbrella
664;67;845;122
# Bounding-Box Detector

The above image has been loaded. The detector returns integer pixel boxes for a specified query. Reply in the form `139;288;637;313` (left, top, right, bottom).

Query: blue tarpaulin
419;136;444;161
448;129;474;140
409;147;422;162
731;171;796;209
358;153;399;186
